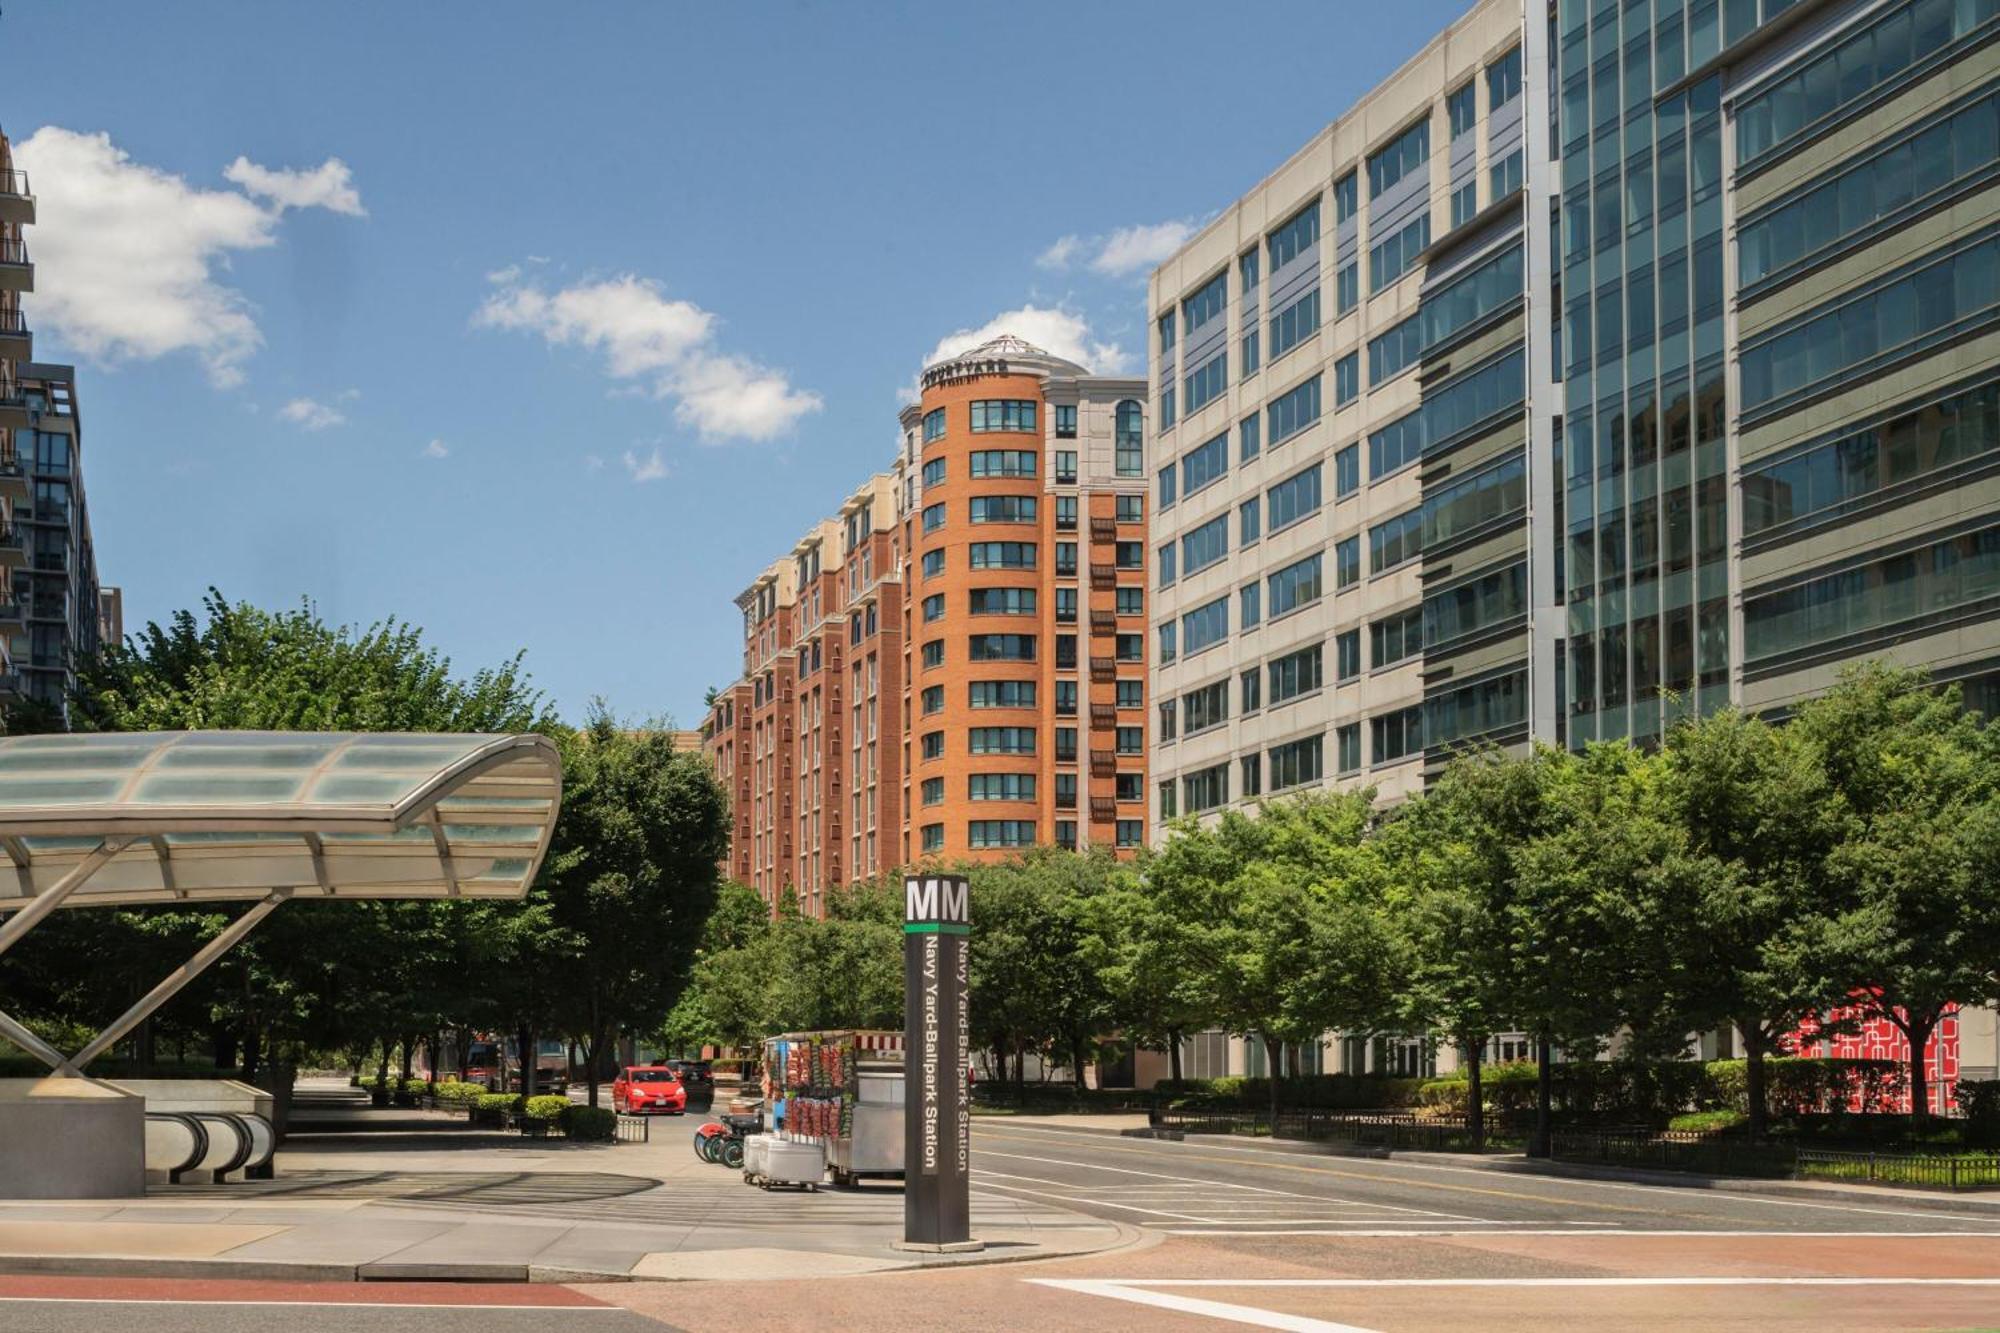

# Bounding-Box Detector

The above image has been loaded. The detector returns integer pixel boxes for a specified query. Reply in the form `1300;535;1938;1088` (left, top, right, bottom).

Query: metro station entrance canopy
0;730;562;1075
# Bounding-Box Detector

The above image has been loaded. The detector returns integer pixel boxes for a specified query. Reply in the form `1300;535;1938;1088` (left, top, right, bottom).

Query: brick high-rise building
703;335;1148;914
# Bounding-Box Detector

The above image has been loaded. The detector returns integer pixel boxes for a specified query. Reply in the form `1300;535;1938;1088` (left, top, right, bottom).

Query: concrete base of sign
891;1238;986;1254
0;1077;145;1198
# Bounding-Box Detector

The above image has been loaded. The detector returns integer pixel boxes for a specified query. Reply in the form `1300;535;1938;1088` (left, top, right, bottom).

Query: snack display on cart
742;1030;905;1190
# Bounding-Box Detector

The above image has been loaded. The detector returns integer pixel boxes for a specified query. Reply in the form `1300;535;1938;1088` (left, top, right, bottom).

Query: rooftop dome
920;333;1089;388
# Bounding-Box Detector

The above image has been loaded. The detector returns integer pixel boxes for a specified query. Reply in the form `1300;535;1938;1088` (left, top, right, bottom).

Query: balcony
0;456;25;503
0;528;23;570
1090;797;1117;823
0;239;30;295
0;169;32;226
1090;657;1116;682
1090;516;1117;541
0;377;24;431
1090;750;1116;777
1090;703;1117;728
0;598;21;627
1090;609;1117;634
1090;563;1116;590
0;307;27;361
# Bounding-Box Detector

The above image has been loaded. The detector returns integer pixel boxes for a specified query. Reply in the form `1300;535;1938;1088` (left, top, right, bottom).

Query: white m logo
905;875;969;924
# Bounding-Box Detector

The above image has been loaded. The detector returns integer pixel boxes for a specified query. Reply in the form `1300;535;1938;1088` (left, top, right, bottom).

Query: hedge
560;1105;618;1142
523;1094;571;1122
475;1092;522;1113
1413;1057;1908;1124
1154;1073;1425;1111
1958;1079;2000;1147
431;1080;486;1109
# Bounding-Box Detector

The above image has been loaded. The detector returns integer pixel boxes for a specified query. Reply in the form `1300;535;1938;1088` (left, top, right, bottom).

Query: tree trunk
521;1025;539;1099
1530;1025;1553;1158
375;1037;390;1093
585;1022;607;1109
1897;1008;1942;1126
1743;1017;1768;1142
1012;1038;1025;1096
398;1035;415;1091
455;1029;474;1081
1073;1030;1089;1091
1168;1029;1184;1086
1465;1037;1485;1152
1263;1034;1283;1127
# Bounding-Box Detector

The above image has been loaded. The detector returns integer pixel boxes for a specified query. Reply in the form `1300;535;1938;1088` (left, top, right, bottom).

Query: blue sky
5;0;1467;725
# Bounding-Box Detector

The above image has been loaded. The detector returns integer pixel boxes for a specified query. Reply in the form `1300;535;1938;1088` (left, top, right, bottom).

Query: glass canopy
0;731;561;908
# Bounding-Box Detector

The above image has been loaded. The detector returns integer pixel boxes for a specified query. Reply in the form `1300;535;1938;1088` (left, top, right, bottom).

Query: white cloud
422;438;450;459
623;446;668;482
278;396;345;430
918;305;1133;391
1036;234;1082;270
584;453;606;474
222;155;365;216
1090;220;1199;277
476;273;821;443
12;128;362;387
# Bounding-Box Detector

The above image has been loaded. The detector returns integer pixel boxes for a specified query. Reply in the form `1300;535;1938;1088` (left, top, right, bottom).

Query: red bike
692;1111;762;1168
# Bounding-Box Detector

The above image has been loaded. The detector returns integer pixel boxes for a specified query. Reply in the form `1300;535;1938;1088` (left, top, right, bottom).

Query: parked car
612;1066;687;1115
666;1059;714;1088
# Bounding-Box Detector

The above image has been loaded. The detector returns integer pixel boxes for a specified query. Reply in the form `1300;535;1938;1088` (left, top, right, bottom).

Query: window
1239;413;1261;463
1375;347;1525;467
1056;587;1078;623
1269;288;1321;360
1055;450;1077;483
1182;515;1229;574
922;684;945;714
1333;353;1359;408
1185;352;1227;413
1267;374;1323;444
1240;248;1261;294
1419;242;1523;350
1056;680;1077;715
1338;723;1361;773
1157;622;1177;664
1117;540;1143;570
1334;444;1359;497
1240;581;1262;629
922;731;945;761
968;820;1036;848
969;680;1037;708
1336;261;1359;314
1268;643;1323;704
1336;629;1360;680
1158;311;1177;355
969;450;1036;478
1157;542;1177;587
1426;670;1527;747
1422;452;1525;549
1182;597;1229;654
1486;45;1521;109
969;541;1036;569
1369;214;1432;292
1182;433;1229;495
1267;464;1322;531
1269;734;1324;790
1451;180;1478;229
1055;495;1077;530
1056;818;1078;849
970;495;1037;524
1372;703;1425;763
1158;698;1178;741
1240;667;1261;713
922;549;945;579
968;727;1035;754
1056;634;1077;669
1335;536;1360;588
1448;82;1476;139
922;457;947;488
1116;401;1144;475
1184;679;1228;732
922;408;946;442
1334;171;1358;222
921;823;944;852
1158;463;1178;509
1368;315;1423;385
1159;781;1178;820
1055;404;1077;439
1267;553;1324;616
1056;727;1078;760
1241;754;1263;799
1116;820;1144;849
1488;149;1522;202
1117;725;1144;755
970;399;1037;433
923;593;945;622
922;502;946;533
969;773;1036;802
1424;560;1527;649
922;639;945;669
1368;118;1429;199
1267;198;1321;269
1056;542;1077;576
1239;497;1261;545
1371;607;1423;667
1116;632;1144;661
1117;494;1144;524
970;587;1035;616
1117;678;1143;708
1242;327;1261;377
922;777;945;805
1745;524;2000;663
969;633;1035;661
1183;270;1228;334
1369;508;1423;573
1182;763;1229;813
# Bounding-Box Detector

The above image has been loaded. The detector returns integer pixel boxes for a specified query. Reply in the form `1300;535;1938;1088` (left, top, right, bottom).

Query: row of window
969;399;1037;433
1422;451;1526;552
1368;345;1527;478
1369;214;1432;294
1270;287;1321;360
1368;119;1430;200
1183;270;1228;336
925;540;1142;576
1741;83;2000;290
1744;523;2000;662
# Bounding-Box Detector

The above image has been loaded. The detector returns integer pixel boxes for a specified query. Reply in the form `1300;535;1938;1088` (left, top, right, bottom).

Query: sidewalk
0;1108;1138;1284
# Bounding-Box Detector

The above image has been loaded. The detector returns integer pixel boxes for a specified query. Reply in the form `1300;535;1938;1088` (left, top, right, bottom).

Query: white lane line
981;1124;2000;1226
972;1170;1219;1221
973;1146;1469;1220
1027;1278;1378;1333
1164;1220;1526;1230
0;1299;620;1311
1105;1277;2000;1287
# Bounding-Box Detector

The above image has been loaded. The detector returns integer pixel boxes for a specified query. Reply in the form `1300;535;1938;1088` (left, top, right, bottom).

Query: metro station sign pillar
901;873;980;1252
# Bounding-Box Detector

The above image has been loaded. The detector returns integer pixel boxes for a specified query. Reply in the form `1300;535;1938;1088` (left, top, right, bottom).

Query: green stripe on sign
903;922;970;934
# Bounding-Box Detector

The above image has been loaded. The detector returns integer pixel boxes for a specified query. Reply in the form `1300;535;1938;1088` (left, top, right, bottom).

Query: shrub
402;1078;432;1097
475;1093;522;1113
1704;1058;1907;1116
1954;1080;2000;1147
524;1094;570;1122
1153;1073;1424;1111
1669;1109;1747;1134
433;1080;486;1108
560;1105;617;1142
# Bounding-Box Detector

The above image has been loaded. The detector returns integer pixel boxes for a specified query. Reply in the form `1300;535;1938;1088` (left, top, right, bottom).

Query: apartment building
895;336;1150;864
0;132;34;703
1145;0;2000;1094
703;335;1148;912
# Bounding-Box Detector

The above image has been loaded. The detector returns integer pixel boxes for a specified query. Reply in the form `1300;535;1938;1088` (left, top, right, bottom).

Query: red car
612;1065;687;1115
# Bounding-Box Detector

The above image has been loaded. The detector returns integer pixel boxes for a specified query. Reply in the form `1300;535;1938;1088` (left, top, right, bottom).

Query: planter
519;1116;557;1139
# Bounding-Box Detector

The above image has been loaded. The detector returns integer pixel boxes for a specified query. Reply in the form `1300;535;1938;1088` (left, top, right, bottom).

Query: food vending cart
751;1030;905;1189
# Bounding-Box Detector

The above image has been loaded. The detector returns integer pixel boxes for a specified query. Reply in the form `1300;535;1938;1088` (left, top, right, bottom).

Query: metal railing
0;239;26;266
1795;1148;2000;1192
615;1114;651;1143
0;168;29;199
1550;1128;1795;1178
0;308;26;335
1151;1107;1517;1152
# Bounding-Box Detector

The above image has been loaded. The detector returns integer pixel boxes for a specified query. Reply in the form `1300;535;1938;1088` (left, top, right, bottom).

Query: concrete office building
1146;0;2000;1095
703;335;1149;913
